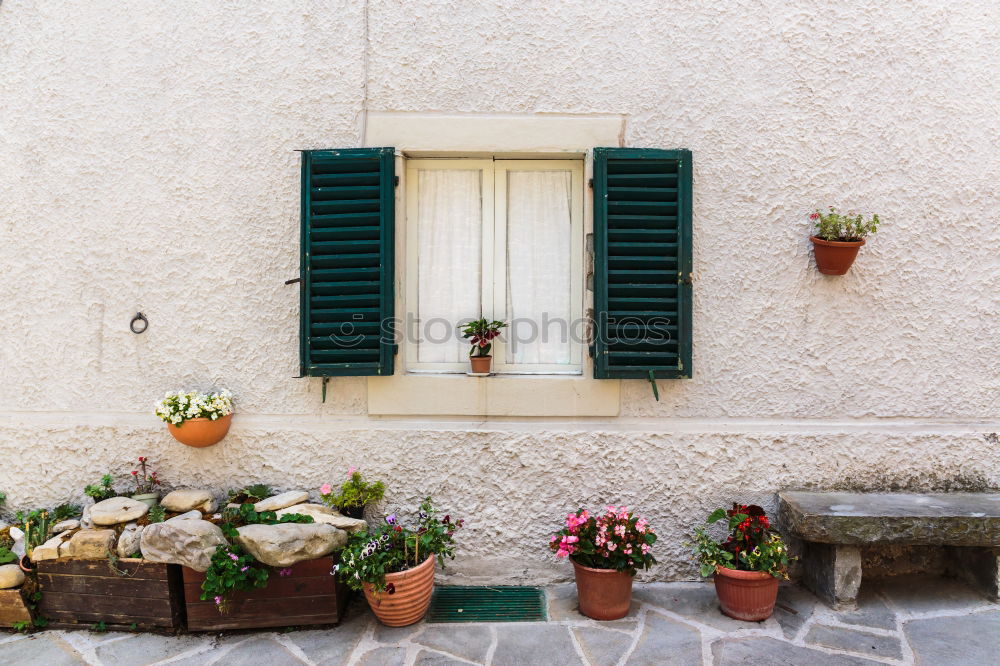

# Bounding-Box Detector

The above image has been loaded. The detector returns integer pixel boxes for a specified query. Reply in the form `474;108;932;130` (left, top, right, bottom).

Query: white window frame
404;158;584;375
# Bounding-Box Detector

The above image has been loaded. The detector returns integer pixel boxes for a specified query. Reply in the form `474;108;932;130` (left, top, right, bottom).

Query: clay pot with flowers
129;456;162;507
689;504;791;621
155;390;234;448
336;498;463;626
809;207;881;275
550;506;658;621
459;317;506;374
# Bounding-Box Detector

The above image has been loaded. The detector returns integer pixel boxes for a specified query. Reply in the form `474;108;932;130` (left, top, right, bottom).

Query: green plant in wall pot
809;207;881;275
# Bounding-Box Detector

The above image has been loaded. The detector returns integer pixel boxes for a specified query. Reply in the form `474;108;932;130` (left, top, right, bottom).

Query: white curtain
505;170;572;365
417;169;482;363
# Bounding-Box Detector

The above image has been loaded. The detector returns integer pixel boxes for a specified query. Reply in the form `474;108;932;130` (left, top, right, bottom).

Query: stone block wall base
945;546;1000;600
801;542;862;610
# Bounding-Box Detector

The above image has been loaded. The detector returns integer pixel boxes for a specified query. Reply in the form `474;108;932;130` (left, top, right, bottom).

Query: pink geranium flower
320;483;332;495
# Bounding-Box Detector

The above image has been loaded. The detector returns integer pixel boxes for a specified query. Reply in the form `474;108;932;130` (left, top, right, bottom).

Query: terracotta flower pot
714;565;779;621
572;560;634;621
18;554;35;573
363;555;435;627
469;355;492;374
167;413;232;448
810;236;865;275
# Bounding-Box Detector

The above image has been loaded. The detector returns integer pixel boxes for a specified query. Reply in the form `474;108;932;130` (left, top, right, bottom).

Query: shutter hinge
394;176;399;186
285;277;302;285
678;273;692;286
588;178;593;189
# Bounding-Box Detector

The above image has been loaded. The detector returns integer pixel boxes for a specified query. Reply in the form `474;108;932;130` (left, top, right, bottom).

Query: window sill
366;375;620;417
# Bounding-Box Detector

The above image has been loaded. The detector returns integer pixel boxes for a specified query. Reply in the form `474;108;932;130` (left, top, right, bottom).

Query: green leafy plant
337;498;462;593
689;504;791;579
147;504;166;524
549;506;657;575
227;483;274;505
319;468;385;513
459;317;506;357
200;503;314;612
811;207;880;241
91;620;107;633
52;503;82;521
11;620;30;633
84;474;118;502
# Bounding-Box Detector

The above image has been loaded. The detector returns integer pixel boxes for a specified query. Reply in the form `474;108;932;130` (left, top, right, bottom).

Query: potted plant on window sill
689;504;791;621
337;498;462;626
809;207;881;275
550;506;657;621
155;390;234;448
459;318;506;374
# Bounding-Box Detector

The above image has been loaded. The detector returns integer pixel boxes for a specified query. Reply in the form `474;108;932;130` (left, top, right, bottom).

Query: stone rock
66;529;116;559
80;504;93;528
51;519;80;534
805;624;903;661
117;523;144;558
802;542;862;610
160;489;215;513
0;564;25;589
167;510;203;522
254;491;310;512
904;610;1000;666
31;532;72;561
276;504;367;533
90;496;149;526
141;520;227;572
200;498;219;513
236;523;346;567
9;526;25;558
713;637;881;666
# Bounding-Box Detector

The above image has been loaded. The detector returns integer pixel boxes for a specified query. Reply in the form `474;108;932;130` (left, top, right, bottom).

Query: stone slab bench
778;491;1000;609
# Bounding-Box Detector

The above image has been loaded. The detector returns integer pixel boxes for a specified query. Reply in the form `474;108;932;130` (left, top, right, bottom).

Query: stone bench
777;491;1000;610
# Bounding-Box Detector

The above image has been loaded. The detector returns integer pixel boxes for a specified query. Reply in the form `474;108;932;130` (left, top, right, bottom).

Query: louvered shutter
592;147;692;379
299;148;395;376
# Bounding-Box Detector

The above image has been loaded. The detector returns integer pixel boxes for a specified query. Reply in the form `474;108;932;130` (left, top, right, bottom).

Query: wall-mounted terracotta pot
572;560;634;621
714;565;779;621
167;413;232;448
810;236;865;275
469;355;493;374
363;554;435;626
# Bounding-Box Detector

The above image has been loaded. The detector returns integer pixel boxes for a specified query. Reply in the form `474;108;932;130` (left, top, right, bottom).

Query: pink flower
240;566;249;572
810;212;820;220
555;548;569;558
624;547;633;555
214;596;222;605
279;568;293;577
228;552;239;561
641;543;651;555
320;483;332;495
607;542;617;552
347;466;357;477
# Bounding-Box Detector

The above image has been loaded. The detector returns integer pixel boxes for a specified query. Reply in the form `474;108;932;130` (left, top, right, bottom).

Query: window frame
403;157;585;375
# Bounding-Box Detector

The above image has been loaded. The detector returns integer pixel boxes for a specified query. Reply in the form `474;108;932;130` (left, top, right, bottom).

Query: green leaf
706;508;727;524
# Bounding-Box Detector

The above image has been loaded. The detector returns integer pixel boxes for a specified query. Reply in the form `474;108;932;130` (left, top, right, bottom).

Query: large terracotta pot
810;236;865;275
469;355;492;374
167;414;232;448
572;560;634;621
714;565;778;621
363;555;435;626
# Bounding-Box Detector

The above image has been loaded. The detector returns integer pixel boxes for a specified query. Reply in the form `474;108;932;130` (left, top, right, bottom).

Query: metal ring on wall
130;312;148;334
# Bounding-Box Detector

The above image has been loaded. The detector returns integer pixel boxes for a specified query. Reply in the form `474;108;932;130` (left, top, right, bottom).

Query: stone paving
0;576;997;665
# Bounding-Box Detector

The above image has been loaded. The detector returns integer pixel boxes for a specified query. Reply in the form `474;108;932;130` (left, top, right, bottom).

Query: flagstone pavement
1;575;996;665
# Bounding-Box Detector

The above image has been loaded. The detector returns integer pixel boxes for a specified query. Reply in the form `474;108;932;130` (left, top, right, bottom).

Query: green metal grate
426;586;547;623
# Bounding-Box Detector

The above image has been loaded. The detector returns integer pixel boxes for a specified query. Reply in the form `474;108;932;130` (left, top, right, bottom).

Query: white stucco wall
1;1;998;583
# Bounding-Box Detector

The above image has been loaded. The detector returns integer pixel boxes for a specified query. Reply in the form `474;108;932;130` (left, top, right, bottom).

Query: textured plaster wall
1;1;998;583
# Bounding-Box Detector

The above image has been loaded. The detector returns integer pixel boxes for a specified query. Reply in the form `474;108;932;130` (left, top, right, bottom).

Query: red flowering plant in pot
809;207;881;275
459;317;506;374
550;506;657;621
689;504;791;621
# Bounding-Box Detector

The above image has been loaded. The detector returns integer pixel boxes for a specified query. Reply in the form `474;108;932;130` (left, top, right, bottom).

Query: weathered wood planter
37;558;184;631
182;556;350;631
0;589;32;627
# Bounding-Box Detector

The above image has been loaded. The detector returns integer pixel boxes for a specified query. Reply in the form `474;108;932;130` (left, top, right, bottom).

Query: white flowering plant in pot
155;390;235;448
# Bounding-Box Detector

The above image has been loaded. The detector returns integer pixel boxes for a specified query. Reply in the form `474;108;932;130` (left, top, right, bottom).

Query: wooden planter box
0;588;32;627
182;556;350;631
37;558;184;632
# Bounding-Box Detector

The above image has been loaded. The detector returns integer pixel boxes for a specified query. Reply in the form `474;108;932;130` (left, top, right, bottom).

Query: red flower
386;583;396;595
131;470;138;476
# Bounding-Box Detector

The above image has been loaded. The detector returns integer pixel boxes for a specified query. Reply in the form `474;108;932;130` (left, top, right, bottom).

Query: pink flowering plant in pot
459;317;506;373
550;506;657;621
319;467;385;519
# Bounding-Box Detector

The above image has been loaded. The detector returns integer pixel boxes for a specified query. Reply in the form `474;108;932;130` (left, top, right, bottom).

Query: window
404;159;584;374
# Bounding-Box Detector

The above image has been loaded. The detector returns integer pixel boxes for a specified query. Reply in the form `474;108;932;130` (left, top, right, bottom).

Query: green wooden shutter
592;147;692;379
299;147;395;376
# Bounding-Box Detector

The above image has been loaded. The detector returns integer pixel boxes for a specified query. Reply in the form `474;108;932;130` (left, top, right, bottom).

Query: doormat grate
426;586;546;623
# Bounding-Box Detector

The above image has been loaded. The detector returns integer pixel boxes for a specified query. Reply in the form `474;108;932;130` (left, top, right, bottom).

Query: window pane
505;170;572;365
417;169;482;363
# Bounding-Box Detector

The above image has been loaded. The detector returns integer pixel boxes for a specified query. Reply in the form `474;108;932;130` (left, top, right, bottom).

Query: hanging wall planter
809;207;881;275
155;390;234;448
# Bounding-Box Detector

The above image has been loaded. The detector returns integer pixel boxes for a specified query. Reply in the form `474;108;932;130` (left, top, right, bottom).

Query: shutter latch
647;369;660;402
285;277;302;285
677;273;692;286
